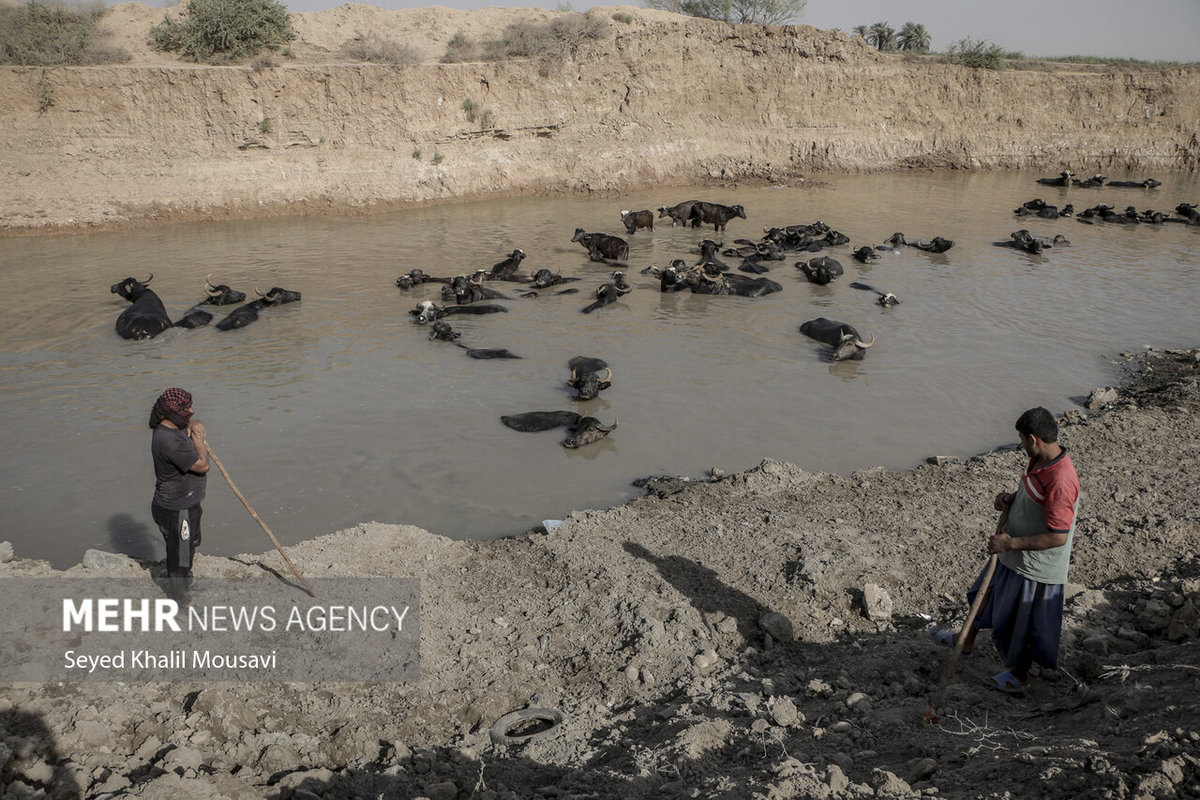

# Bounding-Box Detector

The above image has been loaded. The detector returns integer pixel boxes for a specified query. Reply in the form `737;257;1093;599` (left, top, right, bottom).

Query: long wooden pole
925;503;1011;722
206;444;316;597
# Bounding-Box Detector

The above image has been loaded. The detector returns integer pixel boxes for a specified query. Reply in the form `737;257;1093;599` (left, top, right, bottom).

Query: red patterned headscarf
149;388;194;429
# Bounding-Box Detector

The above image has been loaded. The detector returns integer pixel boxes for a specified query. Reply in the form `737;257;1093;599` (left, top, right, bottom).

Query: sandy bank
2;4;1198;234
1;347;1198;798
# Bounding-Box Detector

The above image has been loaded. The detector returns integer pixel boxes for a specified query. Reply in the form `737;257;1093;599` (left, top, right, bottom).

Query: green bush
341;30;420;65
0;1;129;66
150;0;295;64
946;37;1004;70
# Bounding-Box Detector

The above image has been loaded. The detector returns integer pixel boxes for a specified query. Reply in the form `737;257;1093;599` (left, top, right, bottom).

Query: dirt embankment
1;3;1198;233
1;348;1199;799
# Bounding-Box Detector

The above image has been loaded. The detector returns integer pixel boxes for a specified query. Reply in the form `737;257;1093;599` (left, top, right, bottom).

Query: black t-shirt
151;426;206;510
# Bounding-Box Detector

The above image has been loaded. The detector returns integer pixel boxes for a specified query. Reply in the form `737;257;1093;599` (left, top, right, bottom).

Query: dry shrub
0;0;129;66
341;30;420;65
441;14;605;65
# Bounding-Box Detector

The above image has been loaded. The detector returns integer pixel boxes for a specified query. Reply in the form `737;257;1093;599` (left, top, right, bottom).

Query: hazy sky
277;0;1199;63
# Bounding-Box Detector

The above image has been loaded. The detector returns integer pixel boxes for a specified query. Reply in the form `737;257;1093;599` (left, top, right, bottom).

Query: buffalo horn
143;274;154;284
602;368;613;383
565;367;577;387
855;334;877;348
205;273;222;296
255;286;265;297
600;417;618;433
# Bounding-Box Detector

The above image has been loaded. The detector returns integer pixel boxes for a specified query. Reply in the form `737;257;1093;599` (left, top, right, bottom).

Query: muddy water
2;170;1197;568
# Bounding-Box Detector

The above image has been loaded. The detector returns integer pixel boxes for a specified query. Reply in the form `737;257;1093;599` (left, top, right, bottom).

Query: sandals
990;670;1028;694
928;626;972;656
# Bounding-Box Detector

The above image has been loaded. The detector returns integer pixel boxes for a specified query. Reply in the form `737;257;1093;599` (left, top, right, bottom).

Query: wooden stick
926;504;1012;721
206;444;316;597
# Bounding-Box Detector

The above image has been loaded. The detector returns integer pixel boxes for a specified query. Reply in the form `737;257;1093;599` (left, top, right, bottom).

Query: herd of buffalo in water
109;173;1199;448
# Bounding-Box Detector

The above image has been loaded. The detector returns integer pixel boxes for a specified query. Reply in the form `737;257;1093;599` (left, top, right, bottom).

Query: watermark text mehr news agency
62;598;410;633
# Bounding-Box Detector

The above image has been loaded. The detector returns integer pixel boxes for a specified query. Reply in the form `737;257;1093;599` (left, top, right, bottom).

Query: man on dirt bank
930;406;1081;693
149;387;210;605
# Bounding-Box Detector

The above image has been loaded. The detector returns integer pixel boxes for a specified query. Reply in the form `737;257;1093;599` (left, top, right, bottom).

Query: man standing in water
149;388;209;604
931;406;1081;692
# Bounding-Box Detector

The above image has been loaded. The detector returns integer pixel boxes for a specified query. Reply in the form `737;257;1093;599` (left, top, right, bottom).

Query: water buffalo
451;273;508;304
500;410;582;432
571;228;629;261
799;317;876;361
689;202;746;232
850;281;900;307
427;319;519;358
171;275;249;328
1174;203;1200;224
693;270;782;296
1106;178;1162;189
581;271;631;313
1036;170;1075;187
562;416;618;449
998;229;1070;254
852;245;882;264
396;269;453;289
410;300;507;324
696;239;731;272
566;356;612;400
797;256;844;285
214;286;302;331
620;209;654;234
657;200;702;227
1072;174;1107;188
1015;199;1073;219
202;275;246;305
111;275;172;340
488;249;526;279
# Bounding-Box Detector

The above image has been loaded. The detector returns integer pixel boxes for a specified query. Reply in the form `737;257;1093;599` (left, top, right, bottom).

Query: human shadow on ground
622;541;772;644
0;708;82;799
106;511;159;561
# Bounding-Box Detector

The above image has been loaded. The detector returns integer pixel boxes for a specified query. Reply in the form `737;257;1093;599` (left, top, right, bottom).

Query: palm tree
897;21;931;53
866;21;896;52
852;24;869;40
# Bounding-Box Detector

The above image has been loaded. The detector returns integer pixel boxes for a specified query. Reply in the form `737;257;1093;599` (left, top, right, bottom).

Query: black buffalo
1035;170;1075;187
571;228;629;262
689;202;746;232
799;317;876;361
566;356;612;400
850;281;900;307
797;256;844;285
852;245;882;264
581;271;631;313
500;410;582;432
451;273;508;304
488;249;526;280
693;270;782;296
620;209;654;234
657;200;702;227
1073;174;1107;188
562;416;618;449
1106;178;1162;189
215;286;302;331
203;275;246;305
111;275;172;340
410;300;507;324
396;269;453;289
427;319;519;358
172;275;249;329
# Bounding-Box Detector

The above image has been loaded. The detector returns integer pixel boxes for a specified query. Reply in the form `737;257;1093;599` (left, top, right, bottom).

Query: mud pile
2;348;1198;799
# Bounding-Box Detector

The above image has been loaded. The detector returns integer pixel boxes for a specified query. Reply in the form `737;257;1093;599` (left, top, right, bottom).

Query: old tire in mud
489;707;566;746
